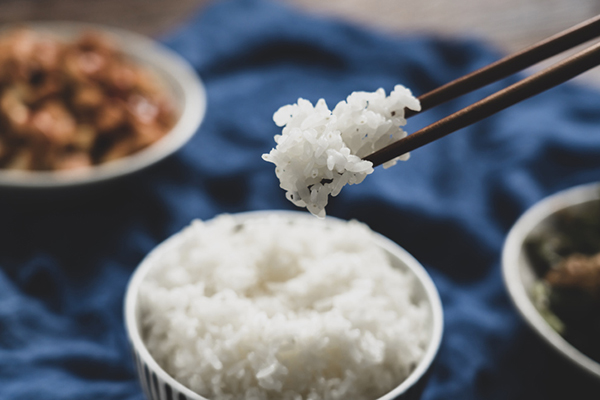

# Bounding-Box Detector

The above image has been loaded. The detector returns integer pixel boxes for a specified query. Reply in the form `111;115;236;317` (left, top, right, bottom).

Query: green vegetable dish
525;201;600;363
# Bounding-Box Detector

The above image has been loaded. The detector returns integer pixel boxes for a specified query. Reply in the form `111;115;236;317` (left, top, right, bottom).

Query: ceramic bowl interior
124;210;444;400
0;21;206;189
502;182;600;379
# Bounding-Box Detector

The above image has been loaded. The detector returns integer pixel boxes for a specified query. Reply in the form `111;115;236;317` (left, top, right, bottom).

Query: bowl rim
0;21;206;188
124;210;444;400
502;181;600;379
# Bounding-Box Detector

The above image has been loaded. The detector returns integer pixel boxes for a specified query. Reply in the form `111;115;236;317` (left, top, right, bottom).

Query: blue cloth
2;0;600;399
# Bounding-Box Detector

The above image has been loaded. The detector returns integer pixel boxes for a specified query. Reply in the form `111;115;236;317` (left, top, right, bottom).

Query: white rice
262;85;420;218
139;214;430;400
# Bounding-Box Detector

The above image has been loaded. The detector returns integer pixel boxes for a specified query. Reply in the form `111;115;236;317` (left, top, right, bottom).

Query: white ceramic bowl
502;182;600;379
124;210;444;400
0;22;206;189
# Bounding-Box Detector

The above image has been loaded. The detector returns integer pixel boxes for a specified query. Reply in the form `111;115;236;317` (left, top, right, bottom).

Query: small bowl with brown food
0;22;205;189
502;182;600;379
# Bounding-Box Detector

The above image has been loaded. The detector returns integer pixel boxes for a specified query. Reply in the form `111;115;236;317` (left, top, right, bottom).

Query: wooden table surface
1;0;599;85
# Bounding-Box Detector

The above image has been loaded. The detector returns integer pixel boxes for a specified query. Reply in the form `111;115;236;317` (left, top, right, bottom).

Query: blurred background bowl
502;182;600;380
0;21;206;191
124;210;444;400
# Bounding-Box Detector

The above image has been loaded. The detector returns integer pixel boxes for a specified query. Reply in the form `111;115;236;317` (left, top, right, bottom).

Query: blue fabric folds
2;0;600;399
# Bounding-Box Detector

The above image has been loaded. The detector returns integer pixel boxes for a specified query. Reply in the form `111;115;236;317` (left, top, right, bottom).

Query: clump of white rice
139;213;430;400
262;85;420;218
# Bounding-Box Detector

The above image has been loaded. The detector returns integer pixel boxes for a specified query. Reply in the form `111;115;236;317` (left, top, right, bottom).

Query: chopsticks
364;15;600;167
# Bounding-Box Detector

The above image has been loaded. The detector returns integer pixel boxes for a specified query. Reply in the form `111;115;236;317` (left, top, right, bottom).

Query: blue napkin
2;0;600;399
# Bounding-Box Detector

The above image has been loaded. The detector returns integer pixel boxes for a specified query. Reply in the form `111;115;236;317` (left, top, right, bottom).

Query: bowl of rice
124;210;443;400
0;22;205;190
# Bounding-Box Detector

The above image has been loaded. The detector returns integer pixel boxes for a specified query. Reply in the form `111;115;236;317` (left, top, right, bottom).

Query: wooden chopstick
405;14;600;118
364;18;600;168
